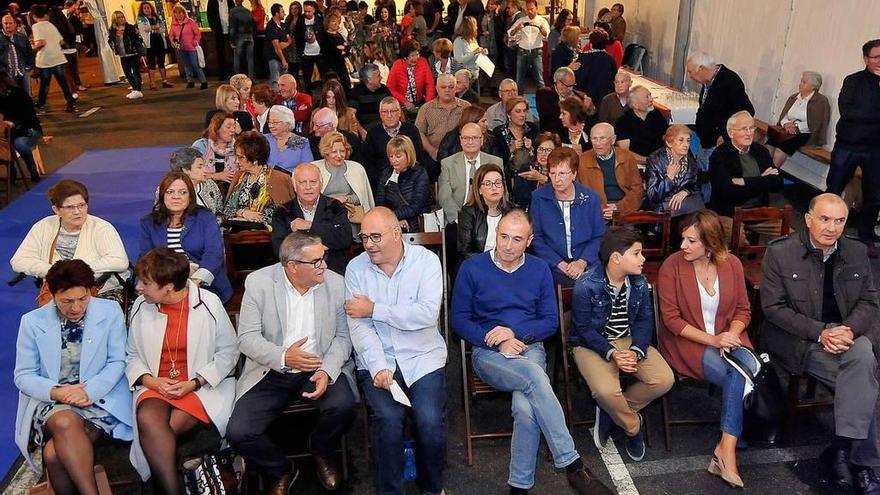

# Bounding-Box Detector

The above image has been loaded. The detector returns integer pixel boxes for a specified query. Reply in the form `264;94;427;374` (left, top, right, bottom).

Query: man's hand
761;167;780;176
485;326;515;347
611;350;638;373
303;370;329;399
373;369;394;390
602;203;617;220
285;337;323;371
783;122;798;135
731;178;745;186
291;218;312;231
499;338;527;356
821;325;854;354
345;294;375;318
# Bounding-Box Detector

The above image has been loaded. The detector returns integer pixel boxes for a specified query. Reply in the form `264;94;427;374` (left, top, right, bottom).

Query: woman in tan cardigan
657;209;755;489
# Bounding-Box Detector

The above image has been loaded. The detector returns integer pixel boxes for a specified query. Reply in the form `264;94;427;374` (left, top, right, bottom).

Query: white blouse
698;276;720;335
484;213;501;252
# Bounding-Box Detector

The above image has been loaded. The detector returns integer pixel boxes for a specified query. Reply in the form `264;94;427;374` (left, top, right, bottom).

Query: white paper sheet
475;54;495;78
390;380;412;407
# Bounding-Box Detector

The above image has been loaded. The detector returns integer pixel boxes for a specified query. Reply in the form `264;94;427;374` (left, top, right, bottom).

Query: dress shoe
855;466;880;495
265;467;299;495
186;81;195;88
566;466;613;495
820;446;853;491
593;405;613;450
707;454;744;488
313;453;342;491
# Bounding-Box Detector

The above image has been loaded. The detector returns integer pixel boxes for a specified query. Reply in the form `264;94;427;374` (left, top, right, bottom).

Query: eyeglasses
461;135;482;142
290;254;328;268
164;189;189;197
556;80;575;89
480;180;504;189
380;109;400;115
537;146;554;154
548;170;573;178
59;202;87;212
358;232;384;243
733;126;756;133
314;122;333;129
267;120;286;126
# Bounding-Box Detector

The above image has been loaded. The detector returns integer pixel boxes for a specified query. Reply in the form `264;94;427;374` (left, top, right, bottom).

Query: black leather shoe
820;446;853;491
856;466;880;495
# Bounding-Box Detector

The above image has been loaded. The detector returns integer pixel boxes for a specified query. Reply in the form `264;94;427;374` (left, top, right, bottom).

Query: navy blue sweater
452;252;559;349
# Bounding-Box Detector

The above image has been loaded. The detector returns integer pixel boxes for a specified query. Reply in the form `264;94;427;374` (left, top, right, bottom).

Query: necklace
162;296;186;379
694;260;717;294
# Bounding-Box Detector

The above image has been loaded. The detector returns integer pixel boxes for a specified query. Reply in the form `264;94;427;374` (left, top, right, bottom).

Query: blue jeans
232;37;254;79
701;346;757;438
36;64;75;108
267;59;283;92
14;128;43;178
515;47;544;94
179;49;206;83
472;343;579;489
357;366;446;495
13;72;30;95
120;55;142;91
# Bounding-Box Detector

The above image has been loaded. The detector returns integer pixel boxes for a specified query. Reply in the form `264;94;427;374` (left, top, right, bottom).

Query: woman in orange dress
125;248;238;493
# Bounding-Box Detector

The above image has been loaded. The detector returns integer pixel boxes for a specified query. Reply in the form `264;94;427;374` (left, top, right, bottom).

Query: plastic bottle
403;440;417;481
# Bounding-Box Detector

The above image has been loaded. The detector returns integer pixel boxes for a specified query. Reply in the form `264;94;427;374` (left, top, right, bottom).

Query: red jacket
387;58;435;107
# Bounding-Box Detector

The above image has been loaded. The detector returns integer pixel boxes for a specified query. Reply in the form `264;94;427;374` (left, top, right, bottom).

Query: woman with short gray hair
766;70;831;166
168;147;223;214
264;105;313;172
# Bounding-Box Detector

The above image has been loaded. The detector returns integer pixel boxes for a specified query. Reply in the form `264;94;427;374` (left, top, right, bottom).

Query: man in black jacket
362;97;424;190
271;163;352;275
228;0;255;79
687;51;754;170
826;39;880;254
707;111;783;242
207;0;235;80
0;13;33;92
348;64;392;131
761;193;880;494
294;1;324;92
444;0;483;37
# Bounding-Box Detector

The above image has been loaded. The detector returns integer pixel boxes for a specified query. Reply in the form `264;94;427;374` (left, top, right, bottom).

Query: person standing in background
207;0;235;80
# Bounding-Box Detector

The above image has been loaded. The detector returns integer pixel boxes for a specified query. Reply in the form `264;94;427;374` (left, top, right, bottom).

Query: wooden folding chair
460;338;512;466
403;231;450;346
223;229;276;313
0;122;31;206
612;210;672;285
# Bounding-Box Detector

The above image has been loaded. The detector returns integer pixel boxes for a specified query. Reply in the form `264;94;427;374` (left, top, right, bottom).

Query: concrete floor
3;56;869;495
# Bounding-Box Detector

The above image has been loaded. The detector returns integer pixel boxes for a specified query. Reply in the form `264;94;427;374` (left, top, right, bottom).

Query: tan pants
572;338;674;436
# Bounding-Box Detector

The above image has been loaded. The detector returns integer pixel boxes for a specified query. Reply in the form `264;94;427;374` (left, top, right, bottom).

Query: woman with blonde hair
452;16;485;82
108;10;146;100
375;135;430;231
551;25;581;76
204;84;255;131
229;74;257;118
312;131;375;233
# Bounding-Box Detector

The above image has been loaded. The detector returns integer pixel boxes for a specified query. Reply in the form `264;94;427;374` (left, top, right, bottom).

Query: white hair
627;85;648;106
314;107;339;129
687;51;717;70
269;105;296;130
437;73;456;87
802;70;822;90
725;110;753;132
553;67;575;82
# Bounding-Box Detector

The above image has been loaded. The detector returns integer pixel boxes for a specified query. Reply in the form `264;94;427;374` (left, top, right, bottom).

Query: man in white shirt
229;232;356;494
507;0;549;93
30;4;77;112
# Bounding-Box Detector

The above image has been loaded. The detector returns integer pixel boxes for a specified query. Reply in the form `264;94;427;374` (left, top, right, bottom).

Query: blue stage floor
0;146;180;478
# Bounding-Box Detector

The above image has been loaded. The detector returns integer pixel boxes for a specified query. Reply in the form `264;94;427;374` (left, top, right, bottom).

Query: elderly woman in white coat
125;248;238;493
14;259;133;495
312;131;375;236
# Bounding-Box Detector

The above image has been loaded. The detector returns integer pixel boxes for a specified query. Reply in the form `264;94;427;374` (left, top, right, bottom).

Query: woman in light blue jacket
14;259;132;493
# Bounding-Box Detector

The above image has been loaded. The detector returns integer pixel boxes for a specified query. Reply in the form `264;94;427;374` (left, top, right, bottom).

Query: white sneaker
125;91;135;99
130;91;144;99
71;92;79;100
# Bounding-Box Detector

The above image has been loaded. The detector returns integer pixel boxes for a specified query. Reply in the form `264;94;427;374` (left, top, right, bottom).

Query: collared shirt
490;249;525;273
700;64;722;105
415;97;470;147
462;152;481;200
281;277;319;370
604;277;631;340
345;243;446;386
782;91;814;134
218;0;230;34
810;237;839;263
298;200;317;222
384;122;402;137
509;15;549;51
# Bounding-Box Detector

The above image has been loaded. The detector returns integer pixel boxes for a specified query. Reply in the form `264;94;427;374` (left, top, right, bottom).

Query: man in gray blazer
227;232;356;494
438;122;504;225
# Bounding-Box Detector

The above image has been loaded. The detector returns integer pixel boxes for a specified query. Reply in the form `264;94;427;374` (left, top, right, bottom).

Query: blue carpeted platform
0;145;182;479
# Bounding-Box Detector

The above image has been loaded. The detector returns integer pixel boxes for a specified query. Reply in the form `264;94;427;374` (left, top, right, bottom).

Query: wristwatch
191;378;202;391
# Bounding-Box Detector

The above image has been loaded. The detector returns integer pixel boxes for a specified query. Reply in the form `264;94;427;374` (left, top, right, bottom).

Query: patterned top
55;228;80;261
603;282;630;340
167;227;184;253
222;167;277;226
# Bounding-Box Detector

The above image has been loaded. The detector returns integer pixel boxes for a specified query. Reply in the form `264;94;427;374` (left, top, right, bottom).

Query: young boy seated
569;226;674;460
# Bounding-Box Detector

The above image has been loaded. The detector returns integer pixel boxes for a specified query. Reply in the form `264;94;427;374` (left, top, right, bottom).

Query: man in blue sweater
570;226;673;462
452;209;612;495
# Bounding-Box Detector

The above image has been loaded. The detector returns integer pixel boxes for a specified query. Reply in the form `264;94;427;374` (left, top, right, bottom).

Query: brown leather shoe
265;468;298;495
566;466;613;495
313;453;343;491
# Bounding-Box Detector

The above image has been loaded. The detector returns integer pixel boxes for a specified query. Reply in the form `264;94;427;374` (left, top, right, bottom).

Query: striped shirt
603;281;630;340
167;227;184;254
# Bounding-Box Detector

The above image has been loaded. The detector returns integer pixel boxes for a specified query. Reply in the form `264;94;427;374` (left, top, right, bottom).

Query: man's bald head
805;192;849;252
278;74;297;98
808;193;848;214
362;206;400;232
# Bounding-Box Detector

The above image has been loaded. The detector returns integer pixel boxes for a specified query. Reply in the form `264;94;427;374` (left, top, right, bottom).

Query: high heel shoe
708;454;744;489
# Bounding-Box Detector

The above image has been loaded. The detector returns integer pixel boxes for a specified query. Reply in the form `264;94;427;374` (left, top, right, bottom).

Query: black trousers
826;144;880;241
213;31;229;79
226;369;356;484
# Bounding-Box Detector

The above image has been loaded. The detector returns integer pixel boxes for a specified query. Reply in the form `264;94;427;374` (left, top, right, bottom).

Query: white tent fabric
85;0;122;84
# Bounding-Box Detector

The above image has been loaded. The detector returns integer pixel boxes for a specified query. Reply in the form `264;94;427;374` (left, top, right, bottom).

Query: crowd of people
5;0;880;494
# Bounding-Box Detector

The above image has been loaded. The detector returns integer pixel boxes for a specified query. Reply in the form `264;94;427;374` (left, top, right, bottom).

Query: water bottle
403;440;417;481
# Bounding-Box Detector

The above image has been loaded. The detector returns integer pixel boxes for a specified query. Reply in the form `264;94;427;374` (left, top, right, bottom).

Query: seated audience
387;40;436;111
644;125;703;217
578;122;644;219
550;25;580;76
126;248;238;492
657;210;755;489
511;131;556;208
491;96;539;173
272;163;351;275
766;70;831;166
14;260;133;493
348;63;393;131
276;74;312;133
192;112;240;185
452;209;614;495
486;79;537;131
454;68;480;104
313;131;375;232
761;193;880;493
362;97;425;190
416;72;470;179
457;163;511;259
375;135;431;232
11;180;129;300
598;69;631;124
536;67;593;138
560;95;591;153
169;147;224;215
222;131;295;228
344;207;447;495
140;172;232;303
615;85;669;164
531;147;605;286
439;122;504;224
313;79;366;139
574;30;616;103
204;83;255;132
308;107;364;165
708;111;783;241
437;104;493;163
251;83;277;134
228;232;357;493
570;227;673;460
0;72;43;182
265;104;313;172
230;74;256;120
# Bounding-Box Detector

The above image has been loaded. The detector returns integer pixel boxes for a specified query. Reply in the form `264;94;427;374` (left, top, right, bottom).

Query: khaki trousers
572;337;674;436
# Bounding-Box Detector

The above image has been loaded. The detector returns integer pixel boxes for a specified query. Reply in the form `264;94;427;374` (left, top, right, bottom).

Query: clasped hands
610;349;638;373
558;259;587;280
142;375;197;399
50;383;92;407
820;325;854;355
485;325;527;355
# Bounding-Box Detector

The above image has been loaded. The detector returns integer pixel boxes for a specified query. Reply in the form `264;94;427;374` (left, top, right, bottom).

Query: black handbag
181;449;244;495
723;348;786;446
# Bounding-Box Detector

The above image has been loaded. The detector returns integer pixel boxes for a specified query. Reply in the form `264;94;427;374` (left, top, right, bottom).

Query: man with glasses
308;107;364;165
707;110;783;243
228;232;357;494
536;67;593;138
486;79;538;131
439;122;503;225
577;122;643;220
344;207;447;495
272;163;352;275
826;39;880;257
363;97;425;189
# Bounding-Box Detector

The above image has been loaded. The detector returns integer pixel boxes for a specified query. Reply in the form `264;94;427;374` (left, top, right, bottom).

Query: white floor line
592;427;640;495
